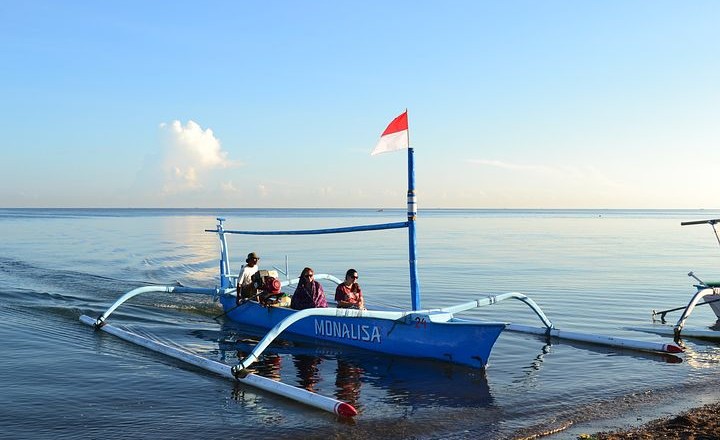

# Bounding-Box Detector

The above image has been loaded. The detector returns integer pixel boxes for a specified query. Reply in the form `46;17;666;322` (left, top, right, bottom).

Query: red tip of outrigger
665;344;684;354
335;402;358;418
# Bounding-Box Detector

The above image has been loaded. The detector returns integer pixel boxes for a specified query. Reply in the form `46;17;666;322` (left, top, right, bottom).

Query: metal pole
216;218;231;289
408;147;421;310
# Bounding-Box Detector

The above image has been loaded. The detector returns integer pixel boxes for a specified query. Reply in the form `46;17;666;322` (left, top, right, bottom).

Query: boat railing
280;273;342;288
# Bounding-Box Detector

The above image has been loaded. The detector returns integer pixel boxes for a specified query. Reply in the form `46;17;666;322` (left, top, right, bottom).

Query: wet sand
590;401;720;439
515;386;720;440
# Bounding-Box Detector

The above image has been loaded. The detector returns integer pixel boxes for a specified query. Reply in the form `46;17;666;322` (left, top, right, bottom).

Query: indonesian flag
371;111;409;156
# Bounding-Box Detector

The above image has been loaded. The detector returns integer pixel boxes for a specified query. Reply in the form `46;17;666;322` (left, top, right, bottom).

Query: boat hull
220;295;505;369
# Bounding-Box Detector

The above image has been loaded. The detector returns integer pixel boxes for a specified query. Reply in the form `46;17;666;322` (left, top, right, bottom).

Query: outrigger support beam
651;274;720;323
673;287;719;337
93;285;229;328
440;292;554;330
437;292;682;354
92;277;344;329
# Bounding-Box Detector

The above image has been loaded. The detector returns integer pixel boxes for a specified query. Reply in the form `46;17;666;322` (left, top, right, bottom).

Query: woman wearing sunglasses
335;269;365;310
290;267;328;310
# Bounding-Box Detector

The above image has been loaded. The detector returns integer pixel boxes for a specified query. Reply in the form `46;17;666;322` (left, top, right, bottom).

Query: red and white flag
371;111;409;156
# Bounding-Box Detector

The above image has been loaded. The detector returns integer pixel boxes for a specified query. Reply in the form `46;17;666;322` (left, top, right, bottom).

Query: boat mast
216;217;231;289
408;146;421;310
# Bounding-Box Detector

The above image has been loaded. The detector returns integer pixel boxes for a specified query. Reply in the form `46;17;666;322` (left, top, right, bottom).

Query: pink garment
335;283;363;307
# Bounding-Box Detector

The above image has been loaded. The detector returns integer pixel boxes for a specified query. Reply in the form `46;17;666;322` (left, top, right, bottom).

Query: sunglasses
349;274;358;279
305;273;314;277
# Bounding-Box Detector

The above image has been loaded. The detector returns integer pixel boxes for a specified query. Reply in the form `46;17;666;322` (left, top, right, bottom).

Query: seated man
236;252;260;304
335;269;365;309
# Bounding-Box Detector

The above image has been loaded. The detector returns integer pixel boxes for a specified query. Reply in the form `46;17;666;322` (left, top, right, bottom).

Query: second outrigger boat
631;218;720;341
81;112;682;416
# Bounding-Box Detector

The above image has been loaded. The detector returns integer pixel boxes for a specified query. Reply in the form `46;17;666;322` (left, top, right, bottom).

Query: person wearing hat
236;252;260;304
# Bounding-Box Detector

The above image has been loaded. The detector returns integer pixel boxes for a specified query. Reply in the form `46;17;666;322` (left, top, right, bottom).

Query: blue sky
1;1;718;208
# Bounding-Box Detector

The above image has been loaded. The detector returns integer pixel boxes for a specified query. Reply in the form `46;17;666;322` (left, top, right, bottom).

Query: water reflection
293;354;322;392
680;344;720;369
335;359;363;406
231;348;365;410
254;352;283;381
514;343;552;385
213;323;495;410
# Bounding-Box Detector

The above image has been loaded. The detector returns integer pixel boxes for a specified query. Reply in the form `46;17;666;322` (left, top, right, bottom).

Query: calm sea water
2;208;720;439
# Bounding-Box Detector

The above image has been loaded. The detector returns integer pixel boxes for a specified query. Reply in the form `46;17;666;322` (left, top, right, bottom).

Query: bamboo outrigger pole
80;315;357;417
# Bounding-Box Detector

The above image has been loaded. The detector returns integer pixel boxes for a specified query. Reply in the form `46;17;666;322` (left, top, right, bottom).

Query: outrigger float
630;218;720;342
81;117;682;417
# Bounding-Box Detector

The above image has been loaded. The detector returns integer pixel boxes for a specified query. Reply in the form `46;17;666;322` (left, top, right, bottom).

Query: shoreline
589;401;720;439
514;383;720;440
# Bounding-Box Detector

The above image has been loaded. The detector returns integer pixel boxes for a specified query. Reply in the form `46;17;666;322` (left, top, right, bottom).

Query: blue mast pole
407;147;421;310
216;218;231;289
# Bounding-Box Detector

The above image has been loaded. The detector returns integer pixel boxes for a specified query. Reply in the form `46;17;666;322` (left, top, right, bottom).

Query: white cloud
221;180;239;193
318;186;334;197
257;184;269;197
459;158;629;208
467;159;553;173
158;120;236;194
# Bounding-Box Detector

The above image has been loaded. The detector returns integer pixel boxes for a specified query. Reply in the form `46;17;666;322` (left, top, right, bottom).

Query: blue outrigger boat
81;115;682;416
86;147;512;366
210;148;507;370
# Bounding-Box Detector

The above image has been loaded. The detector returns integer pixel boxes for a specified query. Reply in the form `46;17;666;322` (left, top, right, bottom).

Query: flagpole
405;108;410;148
407;140;421;310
